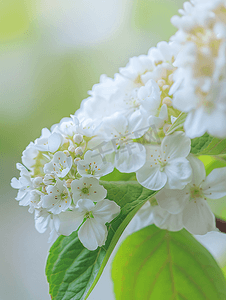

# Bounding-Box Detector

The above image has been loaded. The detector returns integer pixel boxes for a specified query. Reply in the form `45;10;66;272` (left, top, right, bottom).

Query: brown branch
216;217;226;234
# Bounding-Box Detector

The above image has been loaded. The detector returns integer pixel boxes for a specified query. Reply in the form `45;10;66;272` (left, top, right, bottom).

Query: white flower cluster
171;0;226;138
11;118;120;250
130;155;226;236
11;0;226;250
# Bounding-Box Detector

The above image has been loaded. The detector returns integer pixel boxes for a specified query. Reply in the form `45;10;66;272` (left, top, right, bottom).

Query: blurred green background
2;0;226;299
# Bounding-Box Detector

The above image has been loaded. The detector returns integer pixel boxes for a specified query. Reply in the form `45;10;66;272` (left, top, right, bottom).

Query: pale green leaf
199;155;226;175
112;225;226;300
191;133;226;155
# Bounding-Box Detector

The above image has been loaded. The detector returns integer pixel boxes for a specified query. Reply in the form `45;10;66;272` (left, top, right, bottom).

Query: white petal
182;199;216;235
173;86;197;111
48;133;63;153
153;206;183;231
195;231;226;268
77;199;95;213
48;226;59;244
184;109;208;139
136;165;167;191
161;131;191;160
52;215;61;232
187;155;206;185
40;128;51;138
201;167;226;199
127;202;154;234
164;158;192;189
156;187;190;214
88;184;107;202
101;112;128;137
78;219;108;250
42;195;56;208
207;109;226;138
148;104;168;129
49;199;71;215
93;199;120;223
19;193;32;206
35;212;51;233
127;109;149;136
115;143;146;173
11;177;21;189
15;189;27;201
43;161;54;174
58;210;84;236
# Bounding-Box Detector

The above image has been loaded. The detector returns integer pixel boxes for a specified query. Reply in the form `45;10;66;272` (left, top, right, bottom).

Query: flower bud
33;176;43;188
68;145;75;152
63;150;70;157
75;147;83;156
73;134;83;144
162;97;172;106
157;79;166;87
162;85;170;91
74;157;81;164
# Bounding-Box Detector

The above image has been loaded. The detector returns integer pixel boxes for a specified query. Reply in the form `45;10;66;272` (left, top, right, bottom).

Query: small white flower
77;150;114;178
71;177;107;204
11;163;34;206
28;190;42;213
51;116;79;137
33;176;43;188
33;128;63;153
43;174;56;185
42;179;71;214
44;151;72;178
58;198;120;250
156;155;226;235
136;132;192;190
90;111;147;173
34;208;60;243
21;142;39;170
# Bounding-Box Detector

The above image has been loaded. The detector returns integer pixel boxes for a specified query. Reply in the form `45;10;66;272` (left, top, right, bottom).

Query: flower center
202;100;215;114
157;159;168;172
190;185;203;199
85;164;98;175
85;211;94;219
82;187;89;194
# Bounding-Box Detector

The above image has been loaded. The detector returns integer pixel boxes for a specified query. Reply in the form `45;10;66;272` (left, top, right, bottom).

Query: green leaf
46;181;157;300
112;225;226;300
100;168;136;182
191;133;226;155
199;155;226;175
166;112;187;135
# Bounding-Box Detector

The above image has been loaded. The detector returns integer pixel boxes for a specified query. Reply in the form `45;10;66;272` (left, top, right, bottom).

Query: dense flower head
11;2;226;250
11;116;120;249
170;0;226;138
